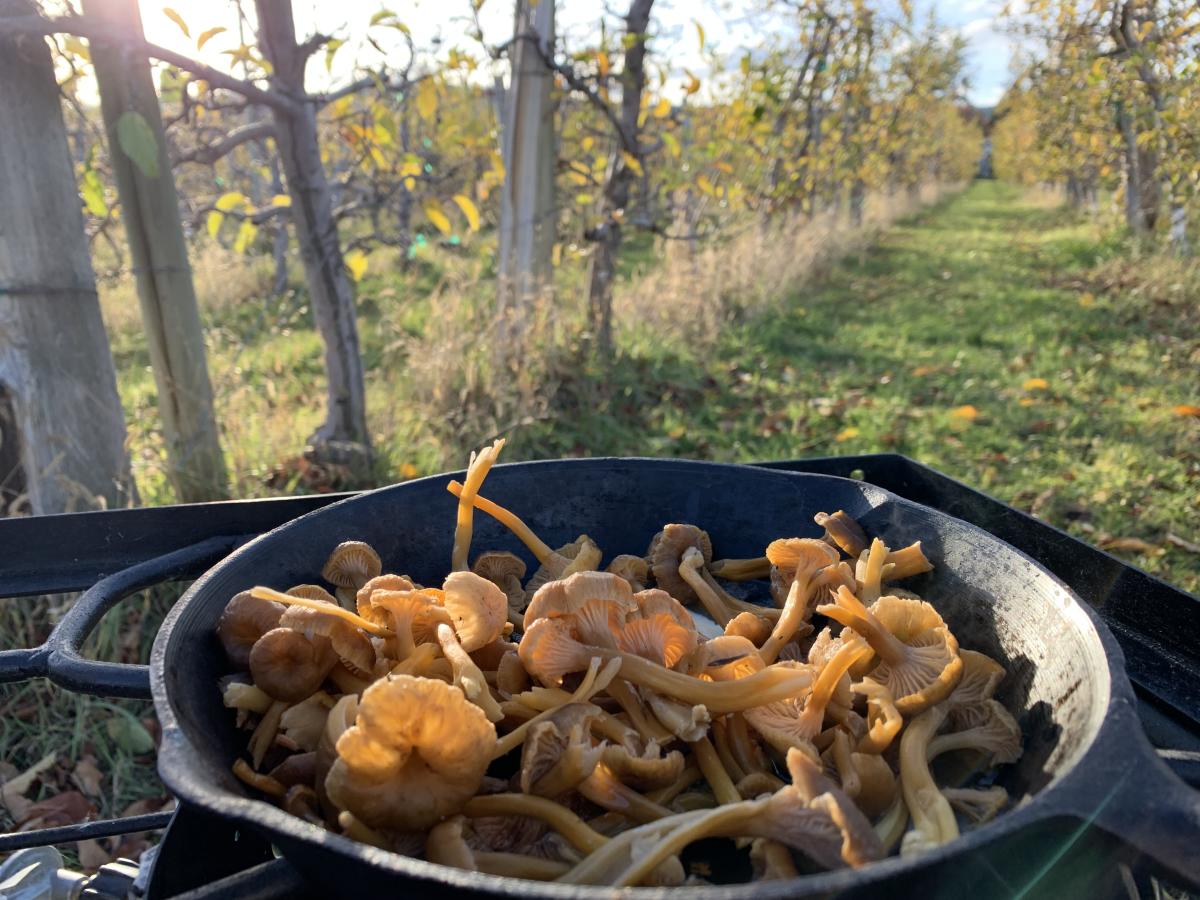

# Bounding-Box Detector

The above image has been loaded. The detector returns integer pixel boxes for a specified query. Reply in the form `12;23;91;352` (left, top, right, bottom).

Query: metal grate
1;454;1197;897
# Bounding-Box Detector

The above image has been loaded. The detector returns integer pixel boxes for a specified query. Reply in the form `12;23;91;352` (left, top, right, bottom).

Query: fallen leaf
106;715;156;755
1099;536;1164;555
72;755;104;798
1173;405;1200;418
399;463;418;479
76;838;110;870
1166;533;1200;554
1079;292;1096;307
1;752;57;819
18;790;95;830
1018;397;1036;407
835;427;860;442
1023;378;1049;391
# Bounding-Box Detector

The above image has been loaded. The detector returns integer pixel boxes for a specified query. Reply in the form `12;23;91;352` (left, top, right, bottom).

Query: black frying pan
149;459;1200;896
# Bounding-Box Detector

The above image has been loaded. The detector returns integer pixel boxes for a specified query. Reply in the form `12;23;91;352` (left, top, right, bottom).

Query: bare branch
1;13;297;114
173;120;275;165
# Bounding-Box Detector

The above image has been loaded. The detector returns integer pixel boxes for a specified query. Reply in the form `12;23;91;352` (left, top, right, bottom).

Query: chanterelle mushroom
606;554;650;592
249;627;336;702
814;510;869;558
322;541;382;592
451;439;506;572
473;551;527;623
326;674;496;831
519;703;604;798
765;537;839;609
443;571;508;652
817;587;962;716
647;524;711;603
218;591;284;670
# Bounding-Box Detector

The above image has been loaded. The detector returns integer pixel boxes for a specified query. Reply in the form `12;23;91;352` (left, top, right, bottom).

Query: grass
2;179;1197;865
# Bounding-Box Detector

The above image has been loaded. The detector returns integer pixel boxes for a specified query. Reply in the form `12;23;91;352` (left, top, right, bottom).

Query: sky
126;0;1022;108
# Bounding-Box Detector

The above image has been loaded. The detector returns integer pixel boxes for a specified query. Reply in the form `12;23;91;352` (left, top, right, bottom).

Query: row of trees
993;0;1200;251
0;0;983;513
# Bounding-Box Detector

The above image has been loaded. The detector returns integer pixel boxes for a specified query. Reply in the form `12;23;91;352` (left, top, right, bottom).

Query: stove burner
2;455;1197;897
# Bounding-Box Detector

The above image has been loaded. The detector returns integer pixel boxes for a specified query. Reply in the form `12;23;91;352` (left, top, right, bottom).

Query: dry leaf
835;427;860;442
72;755;104;798
1099;537;1163;555
18;790;95;830
1166;533;1200;554
1173;405;1200;418
950;404;979;420
1;752;57;819
1023;378;1049;391
76;838;110;870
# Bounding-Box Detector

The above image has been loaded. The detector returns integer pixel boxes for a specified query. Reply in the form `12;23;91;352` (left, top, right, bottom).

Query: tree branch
173;120;276;165
1;13;298;115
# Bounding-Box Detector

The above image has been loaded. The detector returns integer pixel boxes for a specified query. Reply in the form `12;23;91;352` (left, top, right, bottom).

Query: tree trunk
0;0;134;514
254;0;369;452
84;0;227;502
496;0;556;347
1119;103;1159;235
586;0;654;360
848;179;866;227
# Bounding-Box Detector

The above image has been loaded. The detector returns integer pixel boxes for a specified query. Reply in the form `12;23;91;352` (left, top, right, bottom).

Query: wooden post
83;0;227;501
0;0;134;514
496;0;557;347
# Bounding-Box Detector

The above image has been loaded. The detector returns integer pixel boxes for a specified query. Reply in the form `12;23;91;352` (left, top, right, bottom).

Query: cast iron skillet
150;459;1200;896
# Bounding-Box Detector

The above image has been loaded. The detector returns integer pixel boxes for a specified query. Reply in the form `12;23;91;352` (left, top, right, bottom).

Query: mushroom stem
795;638;872;737
817;586;907;667
873;794;909;852
474;853;570;880
248;700;287;769
493;658;621;758
232;758;285;799
578;764;675;823
436;624;504;722
827;729;861;800
608;678;674;745
250;586;393;638
611;804;757;887
727;713;768;775
462;794;607;854
647;763;702;806
336;812;391;849
389;641;440;677
446;481;556;564
711;718;747;783
557;809;709;885
678;551;782;625
709;557;771;581
688;736;742;806
899;704;958;850
858;539;891;604
759;571;813;664
506;687;637;747
885;542;933;580
701;568;782;621
451;440;505;572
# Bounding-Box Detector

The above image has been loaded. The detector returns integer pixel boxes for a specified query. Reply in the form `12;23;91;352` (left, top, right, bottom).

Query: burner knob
0;847;87;900
79;860;139;900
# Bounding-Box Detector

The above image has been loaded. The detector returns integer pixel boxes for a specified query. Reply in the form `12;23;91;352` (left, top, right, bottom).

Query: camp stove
1;454;1197;899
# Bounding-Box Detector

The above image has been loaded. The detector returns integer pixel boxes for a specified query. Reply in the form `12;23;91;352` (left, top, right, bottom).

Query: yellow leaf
424;199;452;235
162;7;189;38
345;249;368;282
206;210;223;239
694;20;705;52
654;98;671;118
622;152;643;176
575;193;594;205
696;174;715;195
950;405;979;421
1174;405;1200;418
215;191;247;212
416;79;438;122
835;427;860;442
1023;378;1049;391
233;219;257;254
453;194;480;231
662;132;680;157
196;26;225;50
552;243;562;266
400;463;418;479
581;136;595;153
714;161;733;174
1079;292;1095;307
683;69;701;95
270;194;292;207
369;8;396;25
1018;397;1036;407
596;51;610;78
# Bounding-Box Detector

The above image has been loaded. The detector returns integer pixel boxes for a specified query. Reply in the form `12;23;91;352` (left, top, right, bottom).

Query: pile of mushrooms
216;440;1023;886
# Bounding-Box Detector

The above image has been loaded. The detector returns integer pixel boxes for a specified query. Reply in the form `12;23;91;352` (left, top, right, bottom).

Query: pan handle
1053;698;1200;888
43;536;245;699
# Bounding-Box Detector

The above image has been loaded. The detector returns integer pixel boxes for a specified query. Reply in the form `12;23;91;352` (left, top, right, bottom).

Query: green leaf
345;248;369;281
81;169;107;217
196;26;226;50
206;210;223;239
106;714;155;755
116;111;160;178
162;7;189;38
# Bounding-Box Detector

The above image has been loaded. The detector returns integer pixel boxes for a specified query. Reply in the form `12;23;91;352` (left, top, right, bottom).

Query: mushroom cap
724;611;773;647
848;751;896;819
372;589;451;648
279;691;335;752
249;627;337;702
321;541;383;589
280;602;376;679
496;651;531;696
647;524;712;603
945;649;1006;723
286;584;340;604
688;635;764;680
356;574;418;626
218;591;284;670
518;617;594;682
936;699;1022;765
783;748;884;868
943;786;1009;824
443;571;508;652
615;613;697;669
523;570;637;639
863;595;962;715
601;741;685;790
525;536;603;600
472;551;527;610
631;589;695;631
607;554;650;589
766;538;840;607
744;698;821;758
326;674;496;831
814;511;869;559
519;703;604;798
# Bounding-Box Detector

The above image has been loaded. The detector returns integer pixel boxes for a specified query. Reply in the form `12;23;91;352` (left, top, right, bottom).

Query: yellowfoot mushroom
519;703;604;798
472;551;527;626
765;537;839;609
218;591;284;670
814;510;869;558
322;541;383;608
325;674;496;831
451;439;506;572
